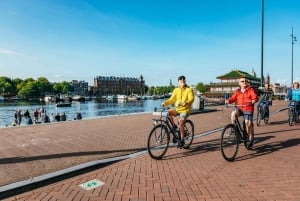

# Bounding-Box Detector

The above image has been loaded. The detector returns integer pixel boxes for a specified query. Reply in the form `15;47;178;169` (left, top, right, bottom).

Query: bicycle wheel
183;120;194;149
256;110;262;126
220;124;239;162
288;108;294;126
264;109;269;124
147;124;170;159
264;117;269;124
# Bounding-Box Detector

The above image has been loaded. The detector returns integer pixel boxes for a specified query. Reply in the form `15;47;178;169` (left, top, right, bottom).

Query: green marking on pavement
78;179;105;190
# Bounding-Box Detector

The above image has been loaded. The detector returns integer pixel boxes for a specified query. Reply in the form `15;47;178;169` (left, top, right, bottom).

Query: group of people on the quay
162;75;300;149
12;106;82;126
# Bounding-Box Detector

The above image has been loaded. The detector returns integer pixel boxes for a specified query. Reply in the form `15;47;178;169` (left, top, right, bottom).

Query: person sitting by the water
50;113;55;122
61;112;66;121
74;112;82;120
44;113;50;123
55;113;61;122
24;109;30;119
12;118;17;126
25;115;33;125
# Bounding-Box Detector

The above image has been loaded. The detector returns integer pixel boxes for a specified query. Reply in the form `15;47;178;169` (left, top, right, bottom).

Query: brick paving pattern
0;100;299;201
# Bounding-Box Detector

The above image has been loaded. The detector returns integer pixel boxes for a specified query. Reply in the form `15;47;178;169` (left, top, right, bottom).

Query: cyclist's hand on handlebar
249;100;256;105
181;102;187;107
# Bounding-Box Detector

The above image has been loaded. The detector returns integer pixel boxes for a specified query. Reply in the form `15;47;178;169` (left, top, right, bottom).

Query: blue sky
0;0;300;87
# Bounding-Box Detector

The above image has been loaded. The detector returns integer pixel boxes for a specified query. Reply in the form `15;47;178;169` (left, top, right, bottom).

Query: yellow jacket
164;86;194;114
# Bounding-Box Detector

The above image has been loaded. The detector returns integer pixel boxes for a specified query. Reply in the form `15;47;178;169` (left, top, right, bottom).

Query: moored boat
56;102;72;107
72;95;85;102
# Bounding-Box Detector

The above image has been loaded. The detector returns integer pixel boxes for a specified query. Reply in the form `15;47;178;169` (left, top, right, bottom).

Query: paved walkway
1;100;299;201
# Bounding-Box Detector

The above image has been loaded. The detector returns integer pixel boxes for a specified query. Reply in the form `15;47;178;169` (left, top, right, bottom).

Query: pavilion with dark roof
204;69;261;98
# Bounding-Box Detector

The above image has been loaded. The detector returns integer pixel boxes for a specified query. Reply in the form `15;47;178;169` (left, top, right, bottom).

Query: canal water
0;99;166;128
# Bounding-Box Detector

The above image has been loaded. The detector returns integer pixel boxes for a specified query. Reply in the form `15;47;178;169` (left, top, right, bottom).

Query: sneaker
246;139;254;149
177;139;185;148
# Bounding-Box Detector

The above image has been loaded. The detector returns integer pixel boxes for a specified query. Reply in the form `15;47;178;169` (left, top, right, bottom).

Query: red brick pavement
1;100;300;201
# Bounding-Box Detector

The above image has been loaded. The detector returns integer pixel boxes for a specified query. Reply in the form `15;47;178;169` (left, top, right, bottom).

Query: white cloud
0;49;18;55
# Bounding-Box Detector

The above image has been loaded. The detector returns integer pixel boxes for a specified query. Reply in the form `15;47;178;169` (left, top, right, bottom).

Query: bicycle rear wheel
147;124;170;159
256;110;262;126
220;124;239;162
183;120;194;149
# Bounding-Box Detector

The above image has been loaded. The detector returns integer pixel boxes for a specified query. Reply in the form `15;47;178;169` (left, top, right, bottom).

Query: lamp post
260;0;264;89
291;27;297;84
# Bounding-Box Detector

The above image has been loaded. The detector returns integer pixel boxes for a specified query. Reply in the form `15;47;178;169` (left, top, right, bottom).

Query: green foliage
148;85;175;95
0;76;71;98
195;82;208;93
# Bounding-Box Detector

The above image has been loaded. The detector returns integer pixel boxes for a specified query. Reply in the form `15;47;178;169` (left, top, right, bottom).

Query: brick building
93;75;145;96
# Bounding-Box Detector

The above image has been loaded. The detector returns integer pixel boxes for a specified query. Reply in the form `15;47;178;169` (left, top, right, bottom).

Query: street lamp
260;0;264;89
291;27;297;84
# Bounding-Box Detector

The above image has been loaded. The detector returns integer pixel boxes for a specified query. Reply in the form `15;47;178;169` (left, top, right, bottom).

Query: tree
0;76;13;96
61;81;70;94
18;80;39;98
36;77;52;95
195;82;208;93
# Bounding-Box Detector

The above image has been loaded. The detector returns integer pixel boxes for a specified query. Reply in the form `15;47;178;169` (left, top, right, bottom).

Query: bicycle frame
152;109;179;140
233;113;248;142
226;104;251;142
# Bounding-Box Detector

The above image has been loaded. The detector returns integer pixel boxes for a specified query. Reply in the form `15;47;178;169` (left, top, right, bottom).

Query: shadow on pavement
161;138;220;160
0;147;145;164
236;137;300;161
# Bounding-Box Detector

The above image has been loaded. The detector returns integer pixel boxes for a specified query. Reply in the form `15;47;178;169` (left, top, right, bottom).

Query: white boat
127;95;138;101
56;102;72;107
72;95;85;102
117;94;127;100
44;95;55;102
106;95;117;100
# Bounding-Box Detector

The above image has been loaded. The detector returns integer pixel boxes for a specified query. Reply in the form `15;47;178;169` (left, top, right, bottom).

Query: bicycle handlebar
224;102;253;108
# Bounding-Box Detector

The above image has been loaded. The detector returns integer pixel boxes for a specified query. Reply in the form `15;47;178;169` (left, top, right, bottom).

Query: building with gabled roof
203;69;261;98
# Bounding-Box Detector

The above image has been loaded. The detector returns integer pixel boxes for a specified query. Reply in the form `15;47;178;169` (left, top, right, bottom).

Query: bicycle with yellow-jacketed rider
147;107;194;160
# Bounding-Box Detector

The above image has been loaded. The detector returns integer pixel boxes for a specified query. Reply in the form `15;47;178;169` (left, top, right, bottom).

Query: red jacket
228;86;258;112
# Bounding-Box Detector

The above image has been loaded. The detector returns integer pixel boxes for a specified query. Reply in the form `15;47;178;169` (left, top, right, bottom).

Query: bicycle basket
153;111;168;117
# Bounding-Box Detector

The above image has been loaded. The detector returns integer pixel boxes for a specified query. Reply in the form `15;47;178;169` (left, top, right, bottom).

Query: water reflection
0;99;165;128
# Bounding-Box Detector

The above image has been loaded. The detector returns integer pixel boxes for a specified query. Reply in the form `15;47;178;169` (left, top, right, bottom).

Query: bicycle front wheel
183;120;194;149
147;124;170;159
288;108;294;126
220;124;239;162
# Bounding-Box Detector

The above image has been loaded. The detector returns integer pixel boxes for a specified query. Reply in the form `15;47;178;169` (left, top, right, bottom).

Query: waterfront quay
0;100;299;200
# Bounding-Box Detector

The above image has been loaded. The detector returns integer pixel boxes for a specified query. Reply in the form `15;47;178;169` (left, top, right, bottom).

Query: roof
217;69;260;81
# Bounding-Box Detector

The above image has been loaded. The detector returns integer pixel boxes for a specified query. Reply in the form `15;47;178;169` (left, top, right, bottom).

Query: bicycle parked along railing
220;103;253;162
287;100;299;126
147;107;194;160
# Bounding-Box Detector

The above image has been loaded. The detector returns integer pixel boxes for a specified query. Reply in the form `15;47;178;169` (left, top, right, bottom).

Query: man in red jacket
225;77;258;148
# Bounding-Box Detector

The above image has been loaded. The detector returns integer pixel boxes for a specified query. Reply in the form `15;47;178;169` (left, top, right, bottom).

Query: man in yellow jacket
162;75;195;147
